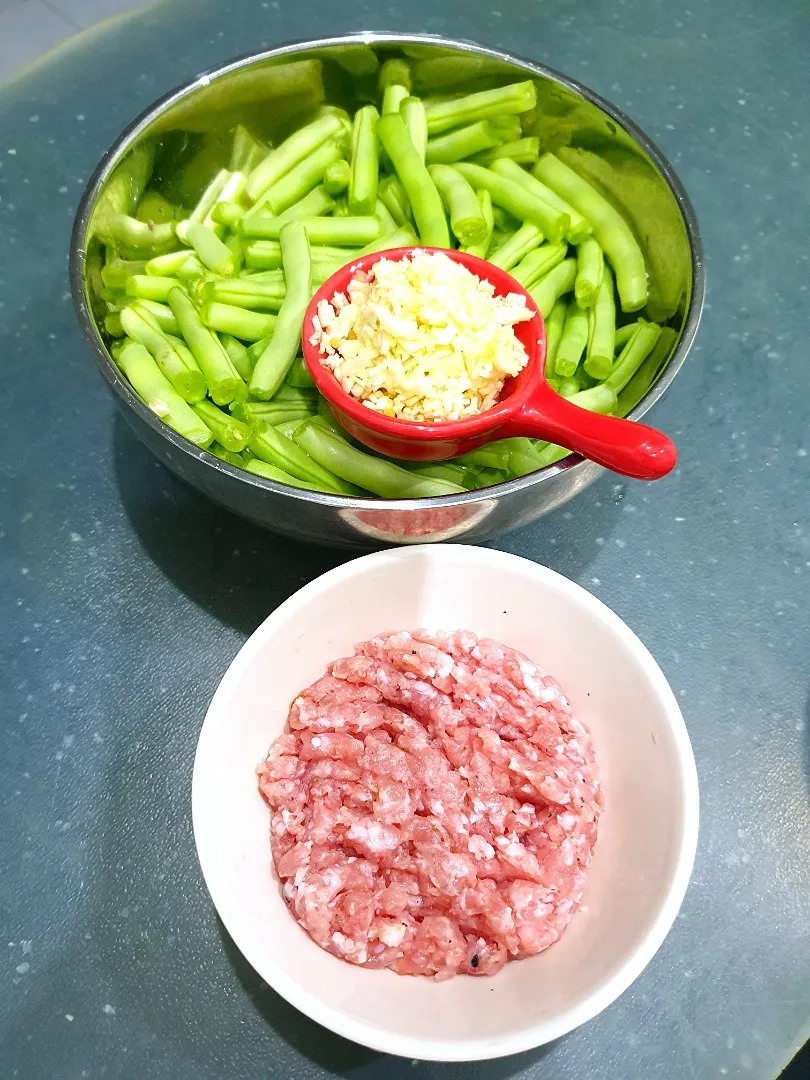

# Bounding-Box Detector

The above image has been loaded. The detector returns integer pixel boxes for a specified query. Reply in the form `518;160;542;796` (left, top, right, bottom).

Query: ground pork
257;630;601;980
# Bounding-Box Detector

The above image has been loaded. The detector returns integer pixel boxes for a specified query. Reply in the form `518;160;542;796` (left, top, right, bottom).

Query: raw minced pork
257;630;602;980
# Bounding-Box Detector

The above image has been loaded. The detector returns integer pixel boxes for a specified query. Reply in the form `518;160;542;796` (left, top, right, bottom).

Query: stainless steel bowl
70;33;704;549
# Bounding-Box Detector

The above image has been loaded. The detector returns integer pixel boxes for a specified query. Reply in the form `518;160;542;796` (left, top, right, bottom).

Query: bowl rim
191;544;700;1061
70;31;706;511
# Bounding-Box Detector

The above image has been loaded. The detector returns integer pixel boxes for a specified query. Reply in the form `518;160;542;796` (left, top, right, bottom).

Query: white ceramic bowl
192;545;699;1062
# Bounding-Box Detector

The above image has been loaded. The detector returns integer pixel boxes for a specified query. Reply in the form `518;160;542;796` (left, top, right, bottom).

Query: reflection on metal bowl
70;34;704;549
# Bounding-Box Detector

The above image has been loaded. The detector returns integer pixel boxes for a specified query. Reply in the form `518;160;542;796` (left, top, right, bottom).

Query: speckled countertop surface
1;1;808;1077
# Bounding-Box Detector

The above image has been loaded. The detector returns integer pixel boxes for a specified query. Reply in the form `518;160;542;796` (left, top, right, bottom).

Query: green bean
294;421;465;498
480;115;523;141
353;226;420;258
602;322;662;393
543;298;567;377
117;342;213;447
455;163;569;243
249;425;363;494
231;401;314;428
105;313;123;337
202;301;277;342
378;175;414;227
460;189;494;258
427;164;488;245
575;237;604;307
379;58;412;92
424;80;537;135
168;286;246;405
273;385;318;405
324;158;351;196
491;158;592;244
471;138;540;166
528;257;577;318
211;201;243;229
125;275;179;302
510;242;567;289
554;300;589;378
132;299;179;336
185;222;238;276
202;276;286;312
567;385;617;415
454;442;512;471
245;113;347;203
487;223;544;271
229;125;269;173
120;305;206;402
209;442;249;468
614;322;641;351
533;153;647;311
425;120;504;165
557;375;581;398
192;399;252;452
101;257;149;288
145;250;193;277
189;169;230;225
219;333;252;381
401;97;428;162
273;419;307;439
246;215;382;246
376;113;450;247
245;458;325;491
250;221;312;400
375;196;398;235
176;255;206;282
402;461;472;488
348;106;380;216
617;326;675;414
252;140;344;218
247;334;273;367
583;264;616;379
286;355;316;388
99;215;177;257
382;84;410;116
491;205;521;233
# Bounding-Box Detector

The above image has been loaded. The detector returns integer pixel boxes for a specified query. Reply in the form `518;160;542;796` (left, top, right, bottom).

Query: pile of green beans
97;66;672;497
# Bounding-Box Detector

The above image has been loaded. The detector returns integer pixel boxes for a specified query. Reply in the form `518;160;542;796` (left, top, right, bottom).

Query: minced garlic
310;250;532;422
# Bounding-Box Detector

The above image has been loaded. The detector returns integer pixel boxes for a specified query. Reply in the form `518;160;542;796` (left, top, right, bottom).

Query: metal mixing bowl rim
70;30;705;513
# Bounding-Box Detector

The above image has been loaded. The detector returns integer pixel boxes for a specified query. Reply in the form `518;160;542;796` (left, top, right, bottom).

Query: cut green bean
491;158;592;243
295;421;465;498
132;299;179;336
249;425;363;494
491;205;522;233
401;97;428;162
167;286;246;405
558;375;581;399
120;305;206;403
567;385;617;415
245;458;325;491
245;112;347;203
250;221;312;400
382;84;410;116
101;257;148;289
192;399;252;452
286;355;316;388
185;222;238;276
209;442;249;468
533;153;647;311
614;322;640;351
348;106;380;216
202;276;286;312
273;419;307;439
231;401;314;427
379;58;412;92
378;175;413;227
543;298;567;376
479;115;523;141
176;255;206;282
460;189;494;258
117;342;213;447
243;214;382;246
424;80;537;135
617;326;675;414
323;158;351;196
273;385;318;405
353;226;419;257
471;138;540;166
425;120;504;165
487;223;544;271
528;257;577;318
583;264;616;379
375;196;398;234
211;202;244;229
602;322;662;393
554;300;589;378
202;301;277;341
105;313;123;337
219;333;253;381
376;113;450;247
125;275;179;302
511;242;567;289
575;237;604;307
100;215;177;256
145;249;193;277
428;164;488;245
454;163;569;243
